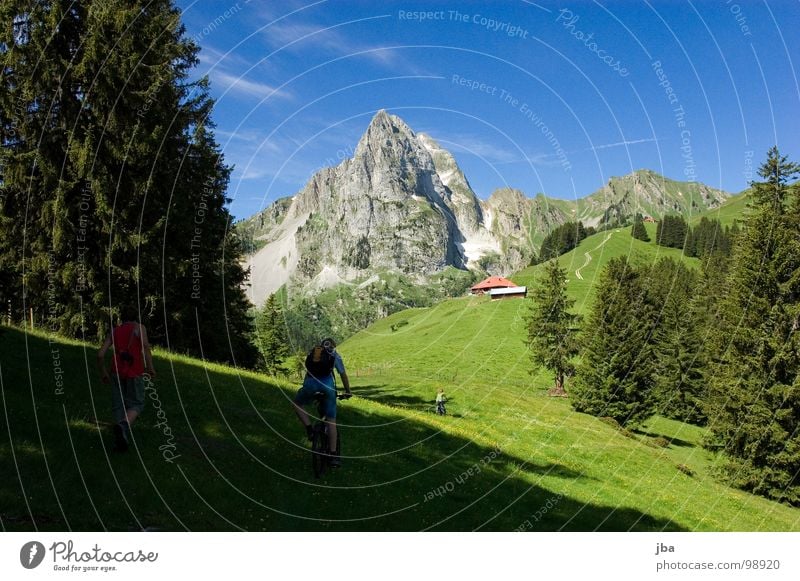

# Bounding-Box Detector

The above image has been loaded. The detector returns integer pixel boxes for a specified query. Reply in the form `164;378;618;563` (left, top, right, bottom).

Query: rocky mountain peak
241;113;729;306
354;110;419;161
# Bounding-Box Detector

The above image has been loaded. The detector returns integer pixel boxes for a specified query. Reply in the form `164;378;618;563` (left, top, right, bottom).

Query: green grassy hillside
689;191;750;227
2;324;798;531
514;223;699;314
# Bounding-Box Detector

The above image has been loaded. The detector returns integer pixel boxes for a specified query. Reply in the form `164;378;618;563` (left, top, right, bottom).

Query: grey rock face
242;113;729;305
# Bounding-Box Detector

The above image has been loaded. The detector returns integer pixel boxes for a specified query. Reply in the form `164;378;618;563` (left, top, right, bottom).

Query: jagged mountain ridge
240;111;728;304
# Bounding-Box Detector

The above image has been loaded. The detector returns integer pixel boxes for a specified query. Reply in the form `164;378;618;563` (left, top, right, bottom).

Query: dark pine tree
525;260;581;396
539;221;588;261
0;0;257;365
571;257;657;426
646;258;706;424
704;147;800;505
255;294;290;375
0;1;87;331
631;214;651;242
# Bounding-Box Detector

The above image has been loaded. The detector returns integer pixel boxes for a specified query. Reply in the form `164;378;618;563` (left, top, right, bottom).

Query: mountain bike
311;391;350;478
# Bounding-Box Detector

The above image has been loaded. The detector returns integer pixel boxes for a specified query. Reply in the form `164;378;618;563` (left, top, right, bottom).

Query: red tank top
111;322;145;379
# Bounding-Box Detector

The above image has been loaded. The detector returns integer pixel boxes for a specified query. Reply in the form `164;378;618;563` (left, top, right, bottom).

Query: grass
3;196;797;531
2;324;798;531
514;223;699;314
689;190;750;227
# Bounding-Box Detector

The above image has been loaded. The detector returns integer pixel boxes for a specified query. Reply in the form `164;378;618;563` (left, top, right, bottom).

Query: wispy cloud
261;15;428;73
435;134;520;165
585;138;660;152
210;69;289;101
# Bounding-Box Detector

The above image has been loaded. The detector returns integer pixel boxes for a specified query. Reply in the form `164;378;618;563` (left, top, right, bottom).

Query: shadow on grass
355;384;466;416
1;327;684;532
633;429;695;449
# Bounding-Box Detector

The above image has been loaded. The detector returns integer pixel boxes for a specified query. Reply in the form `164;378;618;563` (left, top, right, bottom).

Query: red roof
471;276;518;291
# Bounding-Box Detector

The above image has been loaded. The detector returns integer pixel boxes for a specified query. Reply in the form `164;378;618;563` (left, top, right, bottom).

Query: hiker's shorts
111;374;145;423
294;375;337;419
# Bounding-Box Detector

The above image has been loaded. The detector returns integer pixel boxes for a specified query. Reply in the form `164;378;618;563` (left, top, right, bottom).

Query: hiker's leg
111;375;126;424
327;419;338;453
293;401;311;428
124;377;145;426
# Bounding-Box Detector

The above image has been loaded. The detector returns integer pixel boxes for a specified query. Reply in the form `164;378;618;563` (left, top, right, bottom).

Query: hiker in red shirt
97;306;156;451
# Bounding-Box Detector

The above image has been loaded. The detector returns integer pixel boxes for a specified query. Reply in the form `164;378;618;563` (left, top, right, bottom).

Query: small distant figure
97;305;156;452
436;388;447;416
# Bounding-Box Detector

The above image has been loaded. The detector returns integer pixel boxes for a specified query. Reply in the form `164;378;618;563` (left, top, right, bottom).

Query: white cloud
210;69;290;101
585;138;660;151
261;16;421;71
435;134;520;165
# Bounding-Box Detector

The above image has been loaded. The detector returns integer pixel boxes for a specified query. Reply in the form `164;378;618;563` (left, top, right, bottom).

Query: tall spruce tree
255;294;290;375
571;257;657;426
646;258;706;424
0;0;257;365
0;1;86;330
705;147;800;505
631;214;650;242
526;260;581;396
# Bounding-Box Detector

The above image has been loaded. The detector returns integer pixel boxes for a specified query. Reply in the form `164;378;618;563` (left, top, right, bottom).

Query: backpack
116;322;139;378
305;344;336;379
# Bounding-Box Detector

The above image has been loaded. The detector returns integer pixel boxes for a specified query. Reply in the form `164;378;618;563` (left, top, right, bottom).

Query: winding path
575;232;613;280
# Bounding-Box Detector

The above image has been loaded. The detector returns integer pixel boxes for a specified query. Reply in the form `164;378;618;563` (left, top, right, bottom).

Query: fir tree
255;294;290;375
0;0;257;365
572;257;657;426
705;147;800;505
539;221;588;261
526;260;581;396
631;214;651;242
646;259;706;424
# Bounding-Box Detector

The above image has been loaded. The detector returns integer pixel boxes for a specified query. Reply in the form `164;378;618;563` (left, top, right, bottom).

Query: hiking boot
328;450;341;468
113;421;129;452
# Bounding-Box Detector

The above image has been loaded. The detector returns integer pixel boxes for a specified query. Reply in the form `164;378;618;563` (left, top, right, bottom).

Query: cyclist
293;338;351;467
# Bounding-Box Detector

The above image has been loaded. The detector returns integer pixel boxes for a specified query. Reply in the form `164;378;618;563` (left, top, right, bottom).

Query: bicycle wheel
311;423;327;478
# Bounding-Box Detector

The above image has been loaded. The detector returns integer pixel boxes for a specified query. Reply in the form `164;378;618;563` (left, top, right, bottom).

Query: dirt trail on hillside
575;233;613;280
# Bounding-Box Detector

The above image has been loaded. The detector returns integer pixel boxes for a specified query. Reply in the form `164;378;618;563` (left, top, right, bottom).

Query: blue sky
176;0;800;220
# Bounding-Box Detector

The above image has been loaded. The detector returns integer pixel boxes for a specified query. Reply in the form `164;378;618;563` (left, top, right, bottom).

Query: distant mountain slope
689;190;750;226
575;169;729;227
237;111;730;306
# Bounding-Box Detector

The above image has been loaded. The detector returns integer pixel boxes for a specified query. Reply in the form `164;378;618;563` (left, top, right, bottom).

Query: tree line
654;214;738;258
538;221;594;262
527;148;800;506
0;0;256;365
